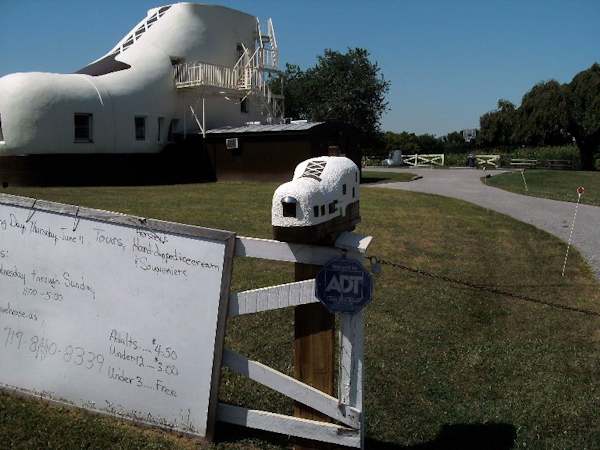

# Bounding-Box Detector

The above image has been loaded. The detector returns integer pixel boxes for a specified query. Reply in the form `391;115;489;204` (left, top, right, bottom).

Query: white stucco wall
0;3;265;156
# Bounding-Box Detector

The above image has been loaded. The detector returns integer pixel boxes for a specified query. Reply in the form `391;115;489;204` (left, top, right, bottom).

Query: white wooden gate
403;154;445;167
476;154;501;168
217;232;372;448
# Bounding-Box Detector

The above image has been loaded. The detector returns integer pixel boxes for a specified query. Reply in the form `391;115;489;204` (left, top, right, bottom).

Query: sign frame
0;193;236;442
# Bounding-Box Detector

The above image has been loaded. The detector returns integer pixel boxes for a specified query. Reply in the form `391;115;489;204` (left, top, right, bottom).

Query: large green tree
488;63;600;169
565;63;600;170
479;99;518;147
513;80;571;146
278;48;390;144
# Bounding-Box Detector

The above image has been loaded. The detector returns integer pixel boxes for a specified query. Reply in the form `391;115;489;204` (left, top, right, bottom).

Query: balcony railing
174;62;239;90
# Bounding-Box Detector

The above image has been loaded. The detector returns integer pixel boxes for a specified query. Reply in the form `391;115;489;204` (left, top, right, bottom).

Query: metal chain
369;256;600;318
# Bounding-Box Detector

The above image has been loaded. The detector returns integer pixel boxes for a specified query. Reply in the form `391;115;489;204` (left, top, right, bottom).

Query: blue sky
1;0;598;135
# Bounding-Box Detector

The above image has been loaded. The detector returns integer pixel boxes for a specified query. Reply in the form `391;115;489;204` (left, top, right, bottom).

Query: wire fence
369;256;600;318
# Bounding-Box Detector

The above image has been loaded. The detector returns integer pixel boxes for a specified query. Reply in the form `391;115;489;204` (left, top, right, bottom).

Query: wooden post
294;262;335;422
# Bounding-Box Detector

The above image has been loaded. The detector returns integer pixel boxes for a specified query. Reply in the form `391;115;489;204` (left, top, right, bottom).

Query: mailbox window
329;201;338;214
352;187;356;198
281;197;297;218
342;184;347;195
313;206;319;217
320;205;325;216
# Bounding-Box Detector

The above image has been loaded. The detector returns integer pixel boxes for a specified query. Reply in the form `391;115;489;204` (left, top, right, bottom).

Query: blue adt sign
315;257;373;313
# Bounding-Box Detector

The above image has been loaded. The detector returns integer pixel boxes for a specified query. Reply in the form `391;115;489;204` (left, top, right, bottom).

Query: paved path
366;168;600;279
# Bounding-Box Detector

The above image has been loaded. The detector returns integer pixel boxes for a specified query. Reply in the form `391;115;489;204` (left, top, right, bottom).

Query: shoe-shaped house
0;3;283;156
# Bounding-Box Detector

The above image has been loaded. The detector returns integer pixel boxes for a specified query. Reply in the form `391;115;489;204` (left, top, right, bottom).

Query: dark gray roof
205;122;325;135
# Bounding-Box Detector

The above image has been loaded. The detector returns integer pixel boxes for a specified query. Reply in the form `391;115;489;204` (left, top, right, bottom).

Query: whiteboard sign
0;194;235;439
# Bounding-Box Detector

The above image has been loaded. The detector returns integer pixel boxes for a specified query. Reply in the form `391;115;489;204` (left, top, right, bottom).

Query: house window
240;98;249;114
313;206;319;218
281;197;297;218
342;184;347;195
168;119;179;142
0;113;4;142
157;117;165;143
74;113;93;142
135;116;146;141
321;205;325;216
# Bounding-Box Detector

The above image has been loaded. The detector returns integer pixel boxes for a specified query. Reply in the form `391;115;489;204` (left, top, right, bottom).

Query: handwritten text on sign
0;197;233;437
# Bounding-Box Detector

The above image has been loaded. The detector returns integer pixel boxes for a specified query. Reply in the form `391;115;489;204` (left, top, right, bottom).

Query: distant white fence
403;154;445;167
476;154;501;168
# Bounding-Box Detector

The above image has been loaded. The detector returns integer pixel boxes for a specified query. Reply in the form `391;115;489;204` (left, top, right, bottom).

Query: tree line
479;63;600;169
277;48;599;169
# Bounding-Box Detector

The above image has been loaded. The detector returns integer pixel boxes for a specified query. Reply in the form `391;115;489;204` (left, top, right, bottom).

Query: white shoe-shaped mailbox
272;156;361;244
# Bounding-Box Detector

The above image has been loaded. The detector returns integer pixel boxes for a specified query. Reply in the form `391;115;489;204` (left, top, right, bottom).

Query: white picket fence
217;231;372;448
403;154;445;167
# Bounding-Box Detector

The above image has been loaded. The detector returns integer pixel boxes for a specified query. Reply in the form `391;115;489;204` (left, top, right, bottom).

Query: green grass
2;181;600;449
487;170;600;206
361;170;417;184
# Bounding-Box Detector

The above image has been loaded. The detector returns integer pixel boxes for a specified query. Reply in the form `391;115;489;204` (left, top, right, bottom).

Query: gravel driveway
366;167;600;279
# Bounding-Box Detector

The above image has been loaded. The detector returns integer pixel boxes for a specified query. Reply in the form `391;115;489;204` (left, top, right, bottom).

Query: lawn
487;170;600;207
361;170;417;184
2;181;600;449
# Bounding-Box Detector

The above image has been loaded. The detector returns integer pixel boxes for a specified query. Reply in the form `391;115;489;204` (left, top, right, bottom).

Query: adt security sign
316;257;373;313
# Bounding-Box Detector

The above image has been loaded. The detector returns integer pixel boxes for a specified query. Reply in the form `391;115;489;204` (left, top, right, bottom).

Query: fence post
274;211;356;449
270;229;339;449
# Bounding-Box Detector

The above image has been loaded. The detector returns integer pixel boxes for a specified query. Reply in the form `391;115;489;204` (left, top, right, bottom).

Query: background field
487;170;600;207
2;181;600;449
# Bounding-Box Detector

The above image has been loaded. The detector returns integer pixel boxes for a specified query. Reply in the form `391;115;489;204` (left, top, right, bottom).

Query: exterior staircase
173;18;283;123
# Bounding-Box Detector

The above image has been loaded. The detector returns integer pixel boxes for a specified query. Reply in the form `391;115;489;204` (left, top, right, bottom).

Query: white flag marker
521;169;528;192
562;186;585;277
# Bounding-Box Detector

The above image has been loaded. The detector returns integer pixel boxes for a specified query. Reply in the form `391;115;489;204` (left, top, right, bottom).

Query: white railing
174;62;239;90
173;17;282;120
258;48;278;71
403;154;445;167
107;6;170;56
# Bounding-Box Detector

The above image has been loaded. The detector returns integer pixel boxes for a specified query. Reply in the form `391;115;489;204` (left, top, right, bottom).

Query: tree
416;134;444;153
479;99;518;147
277;64;308;121
565;63;600;170
513;80;571;146
442;130;476;154
490;63;600;169
383;131;421;152
278;48;390;144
